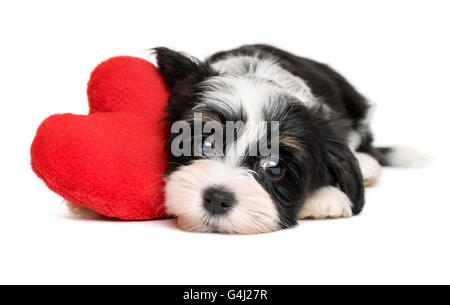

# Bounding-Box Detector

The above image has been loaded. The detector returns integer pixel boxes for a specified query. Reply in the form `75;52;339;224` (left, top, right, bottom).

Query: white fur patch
348;130;362;151
210;55;319;107
385;145;430;167
197;75;273;122
165;159;280;234
196;76;284;165
348;104;376;151
298;186;353;219
355;152;381;186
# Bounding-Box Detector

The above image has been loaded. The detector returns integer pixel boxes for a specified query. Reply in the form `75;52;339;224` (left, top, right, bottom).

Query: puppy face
155;48;364;234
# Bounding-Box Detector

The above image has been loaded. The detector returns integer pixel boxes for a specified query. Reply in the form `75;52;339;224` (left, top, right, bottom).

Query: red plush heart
31;56;170;220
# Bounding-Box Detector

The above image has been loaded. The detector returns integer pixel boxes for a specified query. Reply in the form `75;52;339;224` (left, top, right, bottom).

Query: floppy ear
153;47;214;92
321;123;365;215
153;47;215;124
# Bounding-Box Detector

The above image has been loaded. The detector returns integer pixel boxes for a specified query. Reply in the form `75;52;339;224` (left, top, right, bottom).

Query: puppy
151;45;425;234
154;45;426;234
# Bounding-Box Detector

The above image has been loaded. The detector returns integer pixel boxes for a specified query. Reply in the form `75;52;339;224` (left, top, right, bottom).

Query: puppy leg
298;186;353;219
355;152;381;187
65;200;104;219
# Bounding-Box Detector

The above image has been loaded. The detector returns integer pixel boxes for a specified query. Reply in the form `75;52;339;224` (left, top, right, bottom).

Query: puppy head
155;47;364;234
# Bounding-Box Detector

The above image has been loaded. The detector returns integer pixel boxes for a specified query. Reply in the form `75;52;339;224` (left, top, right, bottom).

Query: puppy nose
203;187;236;215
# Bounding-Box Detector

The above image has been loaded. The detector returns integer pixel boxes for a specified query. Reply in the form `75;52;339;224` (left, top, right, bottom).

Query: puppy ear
321;122;365;215
153;47;214;92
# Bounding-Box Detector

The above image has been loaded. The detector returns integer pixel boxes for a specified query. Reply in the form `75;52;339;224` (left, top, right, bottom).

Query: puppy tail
370;145;430;167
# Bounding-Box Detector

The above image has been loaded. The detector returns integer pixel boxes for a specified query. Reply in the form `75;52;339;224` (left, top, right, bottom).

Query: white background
1;0;449;284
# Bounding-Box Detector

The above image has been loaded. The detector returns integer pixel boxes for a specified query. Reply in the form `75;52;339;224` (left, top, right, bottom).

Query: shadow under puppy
154;44;426;234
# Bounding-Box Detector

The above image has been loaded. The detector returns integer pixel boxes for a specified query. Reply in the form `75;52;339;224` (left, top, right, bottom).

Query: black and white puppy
155;44;425;234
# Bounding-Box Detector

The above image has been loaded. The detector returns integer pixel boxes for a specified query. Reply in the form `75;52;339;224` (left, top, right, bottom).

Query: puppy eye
193;138;216;157
259;159;285;180
202;138;216;155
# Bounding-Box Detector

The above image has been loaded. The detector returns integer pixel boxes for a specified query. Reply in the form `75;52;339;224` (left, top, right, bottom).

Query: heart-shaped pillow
31;56;170;220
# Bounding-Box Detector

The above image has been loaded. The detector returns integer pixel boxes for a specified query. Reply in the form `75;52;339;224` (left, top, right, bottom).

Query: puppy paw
355;152;381;187
298;186;353;219
65;200;105;219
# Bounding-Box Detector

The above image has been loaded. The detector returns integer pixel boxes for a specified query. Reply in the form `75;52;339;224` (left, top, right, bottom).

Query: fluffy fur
298;186;353;219
155;44;424;234
165;160;279;234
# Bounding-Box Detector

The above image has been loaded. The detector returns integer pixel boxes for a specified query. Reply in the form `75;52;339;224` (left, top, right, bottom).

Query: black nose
203;187;236;216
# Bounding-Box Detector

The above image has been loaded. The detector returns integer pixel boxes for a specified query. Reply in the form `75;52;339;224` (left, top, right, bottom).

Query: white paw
355;152;381;186
298;186;353;219
65;200;104;219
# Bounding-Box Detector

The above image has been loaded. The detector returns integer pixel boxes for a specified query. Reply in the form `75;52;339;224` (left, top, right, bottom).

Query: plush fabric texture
31;56;170;220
